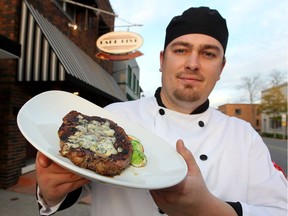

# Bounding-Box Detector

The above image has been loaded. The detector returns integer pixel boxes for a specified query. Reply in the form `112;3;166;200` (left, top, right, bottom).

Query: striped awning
18;0;127;102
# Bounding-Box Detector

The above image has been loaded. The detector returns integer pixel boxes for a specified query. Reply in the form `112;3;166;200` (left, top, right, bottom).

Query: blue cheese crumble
67;114;123;157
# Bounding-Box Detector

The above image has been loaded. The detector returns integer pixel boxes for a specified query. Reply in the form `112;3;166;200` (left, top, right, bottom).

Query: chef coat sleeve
239;134;288;215
36;184;90;215
240;171;287;215
227;202;242;215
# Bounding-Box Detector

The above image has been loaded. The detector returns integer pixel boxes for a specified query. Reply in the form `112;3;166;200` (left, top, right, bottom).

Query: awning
0;35;21;59
19;0;127;102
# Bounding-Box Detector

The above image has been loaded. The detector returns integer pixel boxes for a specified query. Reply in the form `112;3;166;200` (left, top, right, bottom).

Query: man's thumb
37;151;53;168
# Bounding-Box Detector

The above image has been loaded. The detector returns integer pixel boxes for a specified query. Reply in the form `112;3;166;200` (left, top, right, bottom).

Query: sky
109;0;288;108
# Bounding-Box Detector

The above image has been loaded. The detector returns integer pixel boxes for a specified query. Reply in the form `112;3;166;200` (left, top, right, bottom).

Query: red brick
0;0;116;189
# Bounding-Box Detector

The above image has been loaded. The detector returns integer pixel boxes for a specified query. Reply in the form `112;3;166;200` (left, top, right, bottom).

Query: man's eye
203;51;216;57
174;49;186;54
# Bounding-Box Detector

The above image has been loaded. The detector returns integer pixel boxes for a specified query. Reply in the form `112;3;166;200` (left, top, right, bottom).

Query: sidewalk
0;170;91;216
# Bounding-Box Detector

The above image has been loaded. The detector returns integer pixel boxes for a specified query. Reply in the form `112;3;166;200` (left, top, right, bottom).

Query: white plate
17;90;187;189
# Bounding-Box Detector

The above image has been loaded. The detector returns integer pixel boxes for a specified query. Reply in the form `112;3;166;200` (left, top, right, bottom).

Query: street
263;137;287;176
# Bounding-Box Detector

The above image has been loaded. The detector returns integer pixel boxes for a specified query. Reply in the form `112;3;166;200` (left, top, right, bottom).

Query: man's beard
173;85;200;102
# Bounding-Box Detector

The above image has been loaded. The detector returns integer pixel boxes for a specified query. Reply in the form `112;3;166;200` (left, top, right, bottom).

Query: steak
58;110;132;176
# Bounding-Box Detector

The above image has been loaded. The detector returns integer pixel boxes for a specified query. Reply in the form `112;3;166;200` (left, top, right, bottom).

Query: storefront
0;0;127;188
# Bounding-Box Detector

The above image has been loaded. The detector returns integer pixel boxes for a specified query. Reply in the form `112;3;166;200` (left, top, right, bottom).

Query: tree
237;75;263;104
237;75;263;129
268;70;286;86
259;85;287;138
237;71;286;103
237;71;287;136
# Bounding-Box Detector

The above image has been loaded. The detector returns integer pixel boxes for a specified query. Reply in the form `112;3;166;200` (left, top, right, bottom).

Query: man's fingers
176;139;197;173
37;151;53;168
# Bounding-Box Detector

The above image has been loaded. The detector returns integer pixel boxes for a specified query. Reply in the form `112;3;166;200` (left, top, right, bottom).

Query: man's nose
184;54;200;71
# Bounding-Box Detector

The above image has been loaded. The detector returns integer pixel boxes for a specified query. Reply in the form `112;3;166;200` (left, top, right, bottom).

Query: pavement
1;137;286;215
0;169;91;216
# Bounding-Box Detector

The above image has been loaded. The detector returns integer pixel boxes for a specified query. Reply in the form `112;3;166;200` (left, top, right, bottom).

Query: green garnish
131;149;147;167
129;135;147;167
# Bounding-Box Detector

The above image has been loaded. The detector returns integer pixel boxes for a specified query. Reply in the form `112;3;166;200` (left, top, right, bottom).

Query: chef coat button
200;154;208;161
198;121;205;127
158;208;165;214
159;108;165;115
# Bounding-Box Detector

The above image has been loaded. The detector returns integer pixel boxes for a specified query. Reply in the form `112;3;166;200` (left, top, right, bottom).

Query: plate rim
17;90;188;189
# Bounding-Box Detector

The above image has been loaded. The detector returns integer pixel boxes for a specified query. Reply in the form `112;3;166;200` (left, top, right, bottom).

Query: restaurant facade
0;0;141;188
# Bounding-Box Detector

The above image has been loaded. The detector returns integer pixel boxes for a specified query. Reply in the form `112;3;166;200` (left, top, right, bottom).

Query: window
235;108;242;115
52;0;76;21
256;119;259;126
52;0;100;31
126;65;140;97
127;65;132;88
133;74;136;92
136;80;140;96
269;116;282;129
126;93;134;101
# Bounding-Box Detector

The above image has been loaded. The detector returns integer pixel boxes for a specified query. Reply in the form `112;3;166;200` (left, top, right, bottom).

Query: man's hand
150;140;237;216
36;151;90;207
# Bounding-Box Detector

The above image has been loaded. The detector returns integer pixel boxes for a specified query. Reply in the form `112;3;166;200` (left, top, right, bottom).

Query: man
36;7;287;216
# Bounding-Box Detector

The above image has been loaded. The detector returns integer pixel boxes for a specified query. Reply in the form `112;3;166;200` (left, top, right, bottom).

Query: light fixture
68;22;77;30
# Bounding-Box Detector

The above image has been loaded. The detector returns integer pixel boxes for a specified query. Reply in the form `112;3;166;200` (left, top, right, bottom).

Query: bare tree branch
236;74;262;104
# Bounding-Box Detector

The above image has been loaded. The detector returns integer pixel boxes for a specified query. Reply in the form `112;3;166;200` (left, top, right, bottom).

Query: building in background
261;82;288;139
218;103;261;132
113;59;142;100
0;0;142;188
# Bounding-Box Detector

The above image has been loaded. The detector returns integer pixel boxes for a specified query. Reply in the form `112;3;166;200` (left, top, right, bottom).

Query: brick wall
0;0;25;188
27;0;114;73
218;104;261;131
0;81;30;188
0;0;116;188
0;0;21;38
0;65;30;188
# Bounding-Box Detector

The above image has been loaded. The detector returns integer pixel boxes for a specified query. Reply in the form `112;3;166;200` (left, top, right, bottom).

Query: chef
36;6;287;216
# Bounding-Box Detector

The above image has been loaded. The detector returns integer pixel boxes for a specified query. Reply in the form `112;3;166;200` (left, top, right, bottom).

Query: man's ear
222;57;226;69
217;57;226;81
159;51;164;72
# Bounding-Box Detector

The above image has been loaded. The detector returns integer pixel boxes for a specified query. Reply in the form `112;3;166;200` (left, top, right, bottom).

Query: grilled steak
58;110;132;176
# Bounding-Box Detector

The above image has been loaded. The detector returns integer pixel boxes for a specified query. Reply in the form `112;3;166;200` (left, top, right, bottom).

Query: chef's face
159;34;226;112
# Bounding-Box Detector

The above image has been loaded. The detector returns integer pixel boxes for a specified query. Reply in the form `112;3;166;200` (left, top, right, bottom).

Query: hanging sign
95;50;143;61
95;31;143;60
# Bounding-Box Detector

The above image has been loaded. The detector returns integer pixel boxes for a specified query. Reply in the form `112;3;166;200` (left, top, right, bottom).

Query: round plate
17;90;187;189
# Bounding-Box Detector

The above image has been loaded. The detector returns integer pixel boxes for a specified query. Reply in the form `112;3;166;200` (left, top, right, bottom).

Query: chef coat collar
154;87;209;114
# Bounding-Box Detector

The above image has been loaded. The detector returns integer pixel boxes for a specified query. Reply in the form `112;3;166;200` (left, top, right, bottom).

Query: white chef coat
39;96;287;216
88;96;287;216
